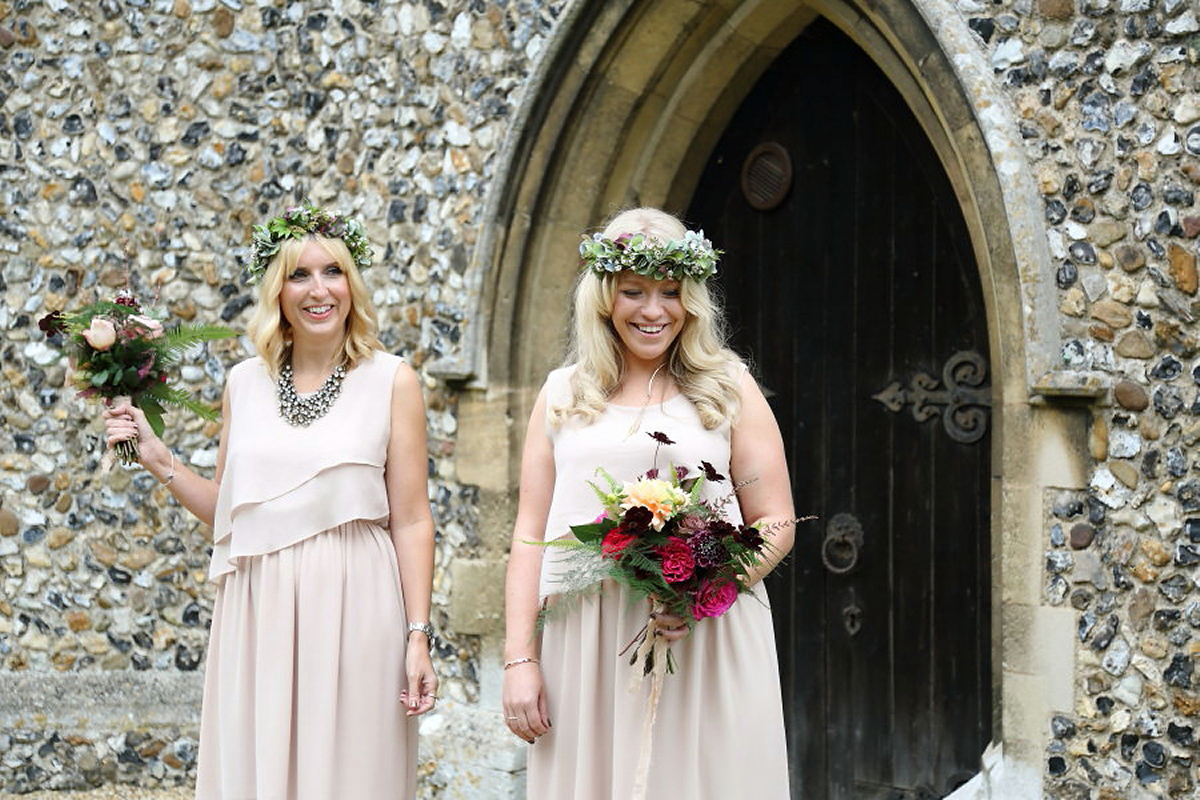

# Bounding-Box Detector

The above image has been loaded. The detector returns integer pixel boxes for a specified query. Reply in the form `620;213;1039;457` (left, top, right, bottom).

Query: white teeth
306;305;332;314
635;324;665;334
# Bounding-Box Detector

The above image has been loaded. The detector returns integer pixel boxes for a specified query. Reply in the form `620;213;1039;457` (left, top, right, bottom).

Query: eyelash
288;266;342;281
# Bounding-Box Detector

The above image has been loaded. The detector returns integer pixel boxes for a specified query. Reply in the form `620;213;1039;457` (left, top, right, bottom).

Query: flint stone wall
0;0;560;795
4;0;1200;798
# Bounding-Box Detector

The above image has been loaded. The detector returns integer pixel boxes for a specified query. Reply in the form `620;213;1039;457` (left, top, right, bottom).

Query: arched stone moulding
452;2;1076;797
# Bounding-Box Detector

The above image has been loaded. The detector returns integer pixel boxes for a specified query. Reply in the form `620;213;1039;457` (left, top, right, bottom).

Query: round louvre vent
740;142;793;211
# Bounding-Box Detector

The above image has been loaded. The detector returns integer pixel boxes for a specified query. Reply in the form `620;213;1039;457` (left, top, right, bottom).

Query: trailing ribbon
628;607;670;800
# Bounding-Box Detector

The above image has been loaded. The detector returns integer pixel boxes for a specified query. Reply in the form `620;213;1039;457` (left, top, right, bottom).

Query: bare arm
729;369;796;585
383;361;438;716
502;386;556;742
103;389;229;529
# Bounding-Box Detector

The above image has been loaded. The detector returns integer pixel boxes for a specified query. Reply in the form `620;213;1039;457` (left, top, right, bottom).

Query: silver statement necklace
277;361;347;427
625;362;668;437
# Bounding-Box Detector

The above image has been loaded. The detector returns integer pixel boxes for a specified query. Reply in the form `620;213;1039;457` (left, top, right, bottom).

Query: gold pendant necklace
625;362;667;438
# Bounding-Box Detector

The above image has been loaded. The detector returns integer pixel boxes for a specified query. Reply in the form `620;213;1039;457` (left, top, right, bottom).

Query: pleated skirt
528;580;790;800
195;520;417;800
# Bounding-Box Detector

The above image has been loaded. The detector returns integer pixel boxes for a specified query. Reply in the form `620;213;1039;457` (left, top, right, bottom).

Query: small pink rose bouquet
38;290;236;464
541;431;778;675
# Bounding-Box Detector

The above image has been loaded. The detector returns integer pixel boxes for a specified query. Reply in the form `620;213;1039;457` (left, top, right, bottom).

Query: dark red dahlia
622;505;654;532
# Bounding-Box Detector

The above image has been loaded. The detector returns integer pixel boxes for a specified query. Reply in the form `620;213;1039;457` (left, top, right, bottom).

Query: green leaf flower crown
246;203;374;285
579;229;722;283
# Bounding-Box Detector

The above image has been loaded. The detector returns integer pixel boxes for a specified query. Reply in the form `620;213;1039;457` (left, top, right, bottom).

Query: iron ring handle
821;513;863;574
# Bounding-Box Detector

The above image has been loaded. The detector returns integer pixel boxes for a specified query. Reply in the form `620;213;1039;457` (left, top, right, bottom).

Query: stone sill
1029;370;1112;404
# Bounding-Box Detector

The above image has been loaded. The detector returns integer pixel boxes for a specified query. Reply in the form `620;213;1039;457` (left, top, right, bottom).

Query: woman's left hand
651;608;690;643
400;638;438;717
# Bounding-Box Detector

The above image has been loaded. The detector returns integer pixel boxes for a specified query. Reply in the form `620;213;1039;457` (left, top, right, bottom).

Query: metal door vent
740;142;792;211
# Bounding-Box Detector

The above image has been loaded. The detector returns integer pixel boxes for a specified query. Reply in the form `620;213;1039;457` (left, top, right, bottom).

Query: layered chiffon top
209;351;401;581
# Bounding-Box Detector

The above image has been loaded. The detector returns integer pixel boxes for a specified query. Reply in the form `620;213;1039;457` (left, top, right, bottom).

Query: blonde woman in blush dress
104;204;437;800
502;207;794;799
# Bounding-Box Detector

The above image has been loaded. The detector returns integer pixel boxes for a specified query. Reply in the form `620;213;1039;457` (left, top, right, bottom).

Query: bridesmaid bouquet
541;430;777;675
38;290;236;464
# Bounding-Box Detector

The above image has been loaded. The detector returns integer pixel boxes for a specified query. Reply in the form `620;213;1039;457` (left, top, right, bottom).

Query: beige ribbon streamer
629;610;670;800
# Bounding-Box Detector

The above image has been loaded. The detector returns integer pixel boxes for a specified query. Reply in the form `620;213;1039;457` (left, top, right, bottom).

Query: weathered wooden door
688;19;992;800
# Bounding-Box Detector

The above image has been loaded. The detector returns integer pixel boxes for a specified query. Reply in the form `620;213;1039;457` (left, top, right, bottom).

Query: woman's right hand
502;661;551;744
102;401;171;474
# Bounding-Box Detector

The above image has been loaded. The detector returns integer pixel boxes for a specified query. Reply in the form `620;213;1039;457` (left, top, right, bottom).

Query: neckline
605;392;686;411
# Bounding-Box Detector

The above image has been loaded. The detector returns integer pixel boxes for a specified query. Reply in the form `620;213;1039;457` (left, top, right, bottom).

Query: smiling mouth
304;305;333;316
634;324;666;334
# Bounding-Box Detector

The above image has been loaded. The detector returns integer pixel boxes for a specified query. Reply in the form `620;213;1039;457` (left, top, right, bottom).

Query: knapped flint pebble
1153;386;1185;418
1052;715;1077;738
1152;609;1180;631
1151;355;1183;380
1168;721;1194;747
1159;574;1193;603
1164;653;1194;688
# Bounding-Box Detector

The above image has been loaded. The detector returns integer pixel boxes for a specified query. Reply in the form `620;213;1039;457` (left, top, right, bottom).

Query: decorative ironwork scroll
872;350;991;444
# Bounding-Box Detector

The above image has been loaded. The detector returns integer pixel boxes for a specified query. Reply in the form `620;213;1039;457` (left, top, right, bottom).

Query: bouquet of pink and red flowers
543;431;780;674
38;290;236;464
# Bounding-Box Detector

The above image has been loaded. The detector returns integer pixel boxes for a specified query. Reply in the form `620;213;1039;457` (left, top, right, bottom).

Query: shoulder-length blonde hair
551;208;742;430
245;235;382;378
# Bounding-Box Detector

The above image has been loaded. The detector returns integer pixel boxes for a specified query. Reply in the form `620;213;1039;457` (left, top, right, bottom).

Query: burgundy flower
734;524;765;551
602;530;637;559
689;531;730;568
708;520;736;539
648;431;675;445
38;311;67;336
622;505;654;532
644;468;659;480
113;290;140;309
658;537;695;583
692;579;738;619
699;461;726;482
674;465;689;481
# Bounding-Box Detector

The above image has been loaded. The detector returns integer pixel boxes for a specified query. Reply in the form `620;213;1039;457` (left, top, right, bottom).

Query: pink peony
691;579;738;619
81;318;117;351
602;530;637;559
658;537;695;583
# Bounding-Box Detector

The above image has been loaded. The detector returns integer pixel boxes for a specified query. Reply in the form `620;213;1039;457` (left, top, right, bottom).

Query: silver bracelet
407;621;434;640
159;452;176;486
504;657;540;670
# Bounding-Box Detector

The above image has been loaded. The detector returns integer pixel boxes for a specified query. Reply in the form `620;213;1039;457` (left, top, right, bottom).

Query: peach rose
81;318;117;351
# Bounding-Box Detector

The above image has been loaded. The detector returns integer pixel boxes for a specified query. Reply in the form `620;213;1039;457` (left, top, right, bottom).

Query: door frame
450;2;1083;797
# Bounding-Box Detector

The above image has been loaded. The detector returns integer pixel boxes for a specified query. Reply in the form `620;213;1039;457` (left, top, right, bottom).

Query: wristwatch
407;621;434;641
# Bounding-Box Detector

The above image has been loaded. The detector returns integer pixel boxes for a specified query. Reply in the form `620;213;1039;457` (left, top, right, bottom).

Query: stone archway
452;2;1083;797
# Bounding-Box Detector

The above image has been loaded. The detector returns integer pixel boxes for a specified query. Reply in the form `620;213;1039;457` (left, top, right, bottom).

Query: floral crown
579;229;722;283
246;203;374;285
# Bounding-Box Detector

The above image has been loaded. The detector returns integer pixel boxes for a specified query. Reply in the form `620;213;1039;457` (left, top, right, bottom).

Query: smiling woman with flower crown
103;203;437;800
503;208;795;799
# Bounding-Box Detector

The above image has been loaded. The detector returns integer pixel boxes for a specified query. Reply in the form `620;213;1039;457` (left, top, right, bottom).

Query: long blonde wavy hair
551;208;743;430
245;235;382;378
